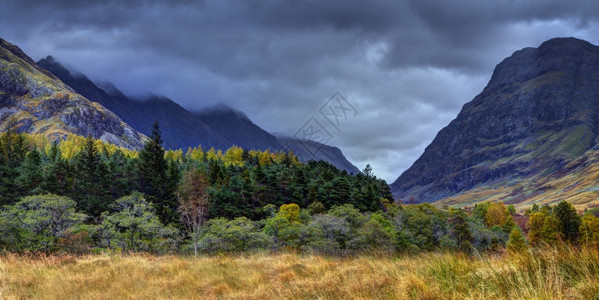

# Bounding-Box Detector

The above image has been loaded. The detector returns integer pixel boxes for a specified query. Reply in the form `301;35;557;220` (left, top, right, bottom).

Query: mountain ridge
0;38;146;149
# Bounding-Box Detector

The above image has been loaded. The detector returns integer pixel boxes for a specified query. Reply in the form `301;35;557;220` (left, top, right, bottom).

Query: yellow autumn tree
526;212;546;246
485;202;508;227
277;203;301;224
579;213;599;247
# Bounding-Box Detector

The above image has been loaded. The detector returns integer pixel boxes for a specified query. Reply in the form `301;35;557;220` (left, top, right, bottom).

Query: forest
0;122;598;256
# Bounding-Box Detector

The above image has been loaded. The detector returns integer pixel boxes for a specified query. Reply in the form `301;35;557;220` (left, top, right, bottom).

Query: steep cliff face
0;38;145;149
392;38;599;202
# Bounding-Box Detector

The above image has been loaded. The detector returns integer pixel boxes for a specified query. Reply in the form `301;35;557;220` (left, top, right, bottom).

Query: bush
0;194;87;252
197;217;272;253
95;192;180;254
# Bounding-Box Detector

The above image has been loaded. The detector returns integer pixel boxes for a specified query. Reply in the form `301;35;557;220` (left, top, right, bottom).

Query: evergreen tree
450;210;473;252
74;135;110;217
0;129;29;204
554;200;581;243
16;148;45;196
43;143;73;196
137;121;177;224
363;164;373;178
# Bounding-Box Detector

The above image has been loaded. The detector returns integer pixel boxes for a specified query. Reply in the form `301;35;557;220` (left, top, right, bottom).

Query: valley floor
1;248;599;300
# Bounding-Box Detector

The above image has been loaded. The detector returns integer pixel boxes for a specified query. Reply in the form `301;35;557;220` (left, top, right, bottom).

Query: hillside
0;39;145;149
392;37;599;209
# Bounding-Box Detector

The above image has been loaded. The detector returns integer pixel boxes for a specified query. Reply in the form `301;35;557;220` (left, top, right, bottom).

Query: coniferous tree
16;148;45;196
74;135;110;217
137;121;177;224
450;210;473;252
0;129;29;204
554;200;581;243
43;142;73;196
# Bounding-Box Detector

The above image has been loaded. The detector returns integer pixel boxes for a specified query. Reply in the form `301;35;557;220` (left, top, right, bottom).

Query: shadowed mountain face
392;37;599;202
37;55;361;174
0;39;145;149
194;104;281;151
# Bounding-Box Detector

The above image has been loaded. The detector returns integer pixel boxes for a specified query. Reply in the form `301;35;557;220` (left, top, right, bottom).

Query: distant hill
391;37;599;209
0;38;145;149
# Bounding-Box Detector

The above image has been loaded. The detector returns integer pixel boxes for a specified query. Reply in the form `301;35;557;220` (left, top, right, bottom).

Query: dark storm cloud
1;0;599;181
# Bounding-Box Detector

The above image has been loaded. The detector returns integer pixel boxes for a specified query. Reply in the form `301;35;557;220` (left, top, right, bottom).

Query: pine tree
363;164;373;178
0;129;29;204
43;143;73;196
16;148;45;196
554;200;581;243
137;121;177;224
74;135;110;217
450;210;473;252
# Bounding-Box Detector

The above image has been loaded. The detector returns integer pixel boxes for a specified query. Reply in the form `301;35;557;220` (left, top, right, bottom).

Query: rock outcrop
0;38;145;149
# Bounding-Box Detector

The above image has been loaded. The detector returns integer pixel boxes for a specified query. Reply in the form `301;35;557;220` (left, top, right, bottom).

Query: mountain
36;56;230;150
0;38;145;149
391;37;599;207
194;104;281;151
37;55;361;173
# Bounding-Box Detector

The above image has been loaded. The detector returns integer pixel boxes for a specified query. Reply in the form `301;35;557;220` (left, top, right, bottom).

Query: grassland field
1;247;598;299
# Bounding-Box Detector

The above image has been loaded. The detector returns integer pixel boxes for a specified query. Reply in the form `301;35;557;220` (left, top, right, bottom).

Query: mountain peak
0;39;56;79
537;37;596;53
483;37;599;95
198;103;250;121
392;37;599;203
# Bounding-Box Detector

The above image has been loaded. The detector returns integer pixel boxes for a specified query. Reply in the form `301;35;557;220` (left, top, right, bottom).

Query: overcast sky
2;0;599;183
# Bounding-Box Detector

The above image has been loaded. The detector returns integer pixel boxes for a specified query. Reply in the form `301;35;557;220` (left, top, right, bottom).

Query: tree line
0;123;597;255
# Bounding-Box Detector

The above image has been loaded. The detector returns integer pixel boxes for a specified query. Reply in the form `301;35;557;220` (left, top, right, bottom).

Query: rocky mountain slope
392;37;599;207
0;38;145;149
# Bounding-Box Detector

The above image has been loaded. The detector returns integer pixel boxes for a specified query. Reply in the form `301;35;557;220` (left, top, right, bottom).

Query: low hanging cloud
2;0;599;182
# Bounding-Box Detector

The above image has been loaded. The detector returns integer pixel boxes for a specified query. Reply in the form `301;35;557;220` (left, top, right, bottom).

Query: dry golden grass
1;248;598;299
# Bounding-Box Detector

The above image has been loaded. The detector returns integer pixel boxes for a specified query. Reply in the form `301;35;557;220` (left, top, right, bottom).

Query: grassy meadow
1;247;598;299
